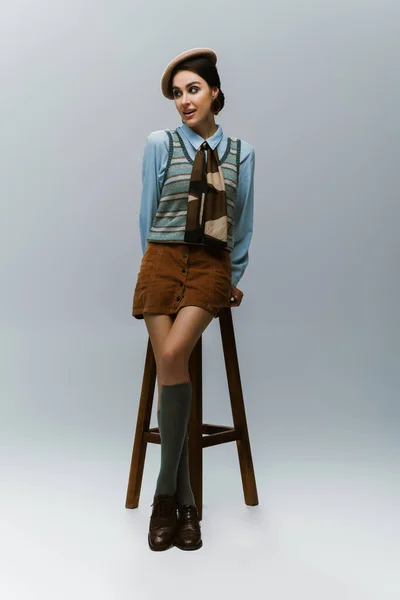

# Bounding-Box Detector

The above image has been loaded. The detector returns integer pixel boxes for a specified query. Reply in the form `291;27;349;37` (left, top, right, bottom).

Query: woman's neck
190;117;218;140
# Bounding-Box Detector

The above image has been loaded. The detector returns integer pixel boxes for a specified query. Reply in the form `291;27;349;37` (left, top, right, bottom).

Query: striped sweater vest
146;128;241;252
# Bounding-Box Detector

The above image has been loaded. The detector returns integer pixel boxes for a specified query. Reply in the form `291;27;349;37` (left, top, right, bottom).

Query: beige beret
160;47;217;99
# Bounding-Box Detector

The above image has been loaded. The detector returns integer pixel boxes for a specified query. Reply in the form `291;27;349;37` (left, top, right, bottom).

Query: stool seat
125;307;259;520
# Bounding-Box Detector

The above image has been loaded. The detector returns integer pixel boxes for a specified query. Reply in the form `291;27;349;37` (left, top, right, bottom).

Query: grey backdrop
1;1;399;598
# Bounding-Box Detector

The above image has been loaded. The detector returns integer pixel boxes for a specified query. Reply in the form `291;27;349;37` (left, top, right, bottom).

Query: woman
132;48;255;551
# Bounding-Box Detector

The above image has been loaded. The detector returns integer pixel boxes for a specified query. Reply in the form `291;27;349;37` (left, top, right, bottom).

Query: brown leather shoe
174;503;203;550
148;494;178;551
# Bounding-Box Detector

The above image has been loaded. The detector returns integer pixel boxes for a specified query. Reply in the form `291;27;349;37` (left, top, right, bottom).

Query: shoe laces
151;495;176;519
178;504;198;519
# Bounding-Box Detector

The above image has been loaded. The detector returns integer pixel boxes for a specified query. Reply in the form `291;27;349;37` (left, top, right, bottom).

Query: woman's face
171;70;218;127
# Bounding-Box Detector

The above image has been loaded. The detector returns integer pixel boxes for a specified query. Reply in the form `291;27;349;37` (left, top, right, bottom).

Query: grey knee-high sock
157;410;196;507
154;382;192;497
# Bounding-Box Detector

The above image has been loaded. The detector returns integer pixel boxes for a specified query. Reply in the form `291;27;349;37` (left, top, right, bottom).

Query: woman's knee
143;313;174;363
159;345;188;375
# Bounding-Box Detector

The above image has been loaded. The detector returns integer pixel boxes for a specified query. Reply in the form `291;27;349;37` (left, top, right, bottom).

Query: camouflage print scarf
184;140;228;246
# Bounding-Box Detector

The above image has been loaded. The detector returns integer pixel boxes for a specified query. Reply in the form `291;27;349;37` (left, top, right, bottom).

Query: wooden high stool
125;306;259;520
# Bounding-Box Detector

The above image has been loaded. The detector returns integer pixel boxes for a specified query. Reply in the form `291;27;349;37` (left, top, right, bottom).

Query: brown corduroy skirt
132;242;232;320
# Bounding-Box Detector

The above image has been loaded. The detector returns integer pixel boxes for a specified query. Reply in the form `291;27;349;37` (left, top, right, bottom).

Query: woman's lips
184;110;196;118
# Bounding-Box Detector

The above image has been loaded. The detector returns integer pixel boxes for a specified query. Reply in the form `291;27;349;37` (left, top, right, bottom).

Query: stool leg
125;337;157;509
219;308;259;506
188;336;203;520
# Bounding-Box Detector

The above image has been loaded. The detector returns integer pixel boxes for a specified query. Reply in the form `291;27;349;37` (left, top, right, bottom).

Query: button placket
176;249;189;303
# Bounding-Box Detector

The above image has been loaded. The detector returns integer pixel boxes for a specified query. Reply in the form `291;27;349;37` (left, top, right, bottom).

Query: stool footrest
144;424;240;447
143;430;161;444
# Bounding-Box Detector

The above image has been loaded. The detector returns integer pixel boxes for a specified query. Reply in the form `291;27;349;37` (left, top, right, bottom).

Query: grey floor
1;322;398;600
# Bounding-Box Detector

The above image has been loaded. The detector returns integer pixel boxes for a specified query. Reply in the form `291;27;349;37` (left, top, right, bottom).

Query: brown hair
169;56;225;115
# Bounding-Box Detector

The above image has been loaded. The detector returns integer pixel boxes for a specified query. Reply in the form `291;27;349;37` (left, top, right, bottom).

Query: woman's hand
229;285;244;307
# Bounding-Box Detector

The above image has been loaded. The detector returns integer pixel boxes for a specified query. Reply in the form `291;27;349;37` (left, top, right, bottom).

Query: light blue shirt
139;122;255;288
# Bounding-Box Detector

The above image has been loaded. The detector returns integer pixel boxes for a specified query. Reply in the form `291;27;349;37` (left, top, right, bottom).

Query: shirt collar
177;122;224;151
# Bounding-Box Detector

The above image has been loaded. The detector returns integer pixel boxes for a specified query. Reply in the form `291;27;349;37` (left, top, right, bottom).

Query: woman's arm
230;141;255;288
139;130;170;254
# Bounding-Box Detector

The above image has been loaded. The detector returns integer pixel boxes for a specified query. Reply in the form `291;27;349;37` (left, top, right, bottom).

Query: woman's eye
173;87;198;97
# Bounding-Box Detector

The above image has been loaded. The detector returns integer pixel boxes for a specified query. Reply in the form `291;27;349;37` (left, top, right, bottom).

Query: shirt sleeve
230;142;255;287
139;130;170;255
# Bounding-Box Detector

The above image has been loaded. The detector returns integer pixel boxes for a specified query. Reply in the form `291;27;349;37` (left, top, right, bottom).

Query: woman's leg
143;306;214;400
144;306;214;500
157;305;214;384
143;313;175;411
